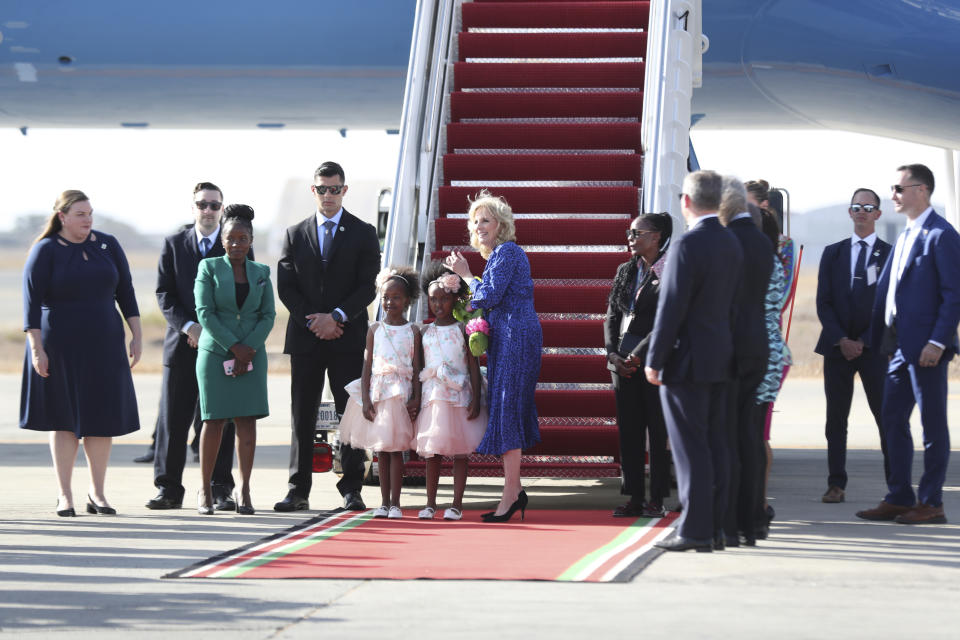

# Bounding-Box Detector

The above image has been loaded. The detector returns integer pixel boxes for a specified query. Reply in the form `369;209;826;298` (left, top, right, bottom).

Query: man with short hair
815;188;891;504
275;161;380;512
147;182;237;510
857;164;960;525
646;170;744;552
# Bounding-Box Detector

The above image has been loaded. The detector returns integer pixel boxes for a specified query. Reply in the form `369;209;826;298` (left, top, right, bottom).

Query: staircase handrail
642;0;704;220
381;0;456;302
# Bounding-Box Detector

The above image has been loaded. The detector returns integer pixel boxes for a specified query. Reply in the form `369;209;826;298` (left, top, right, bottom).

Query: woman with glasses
21;190;142;517
603;213;674;517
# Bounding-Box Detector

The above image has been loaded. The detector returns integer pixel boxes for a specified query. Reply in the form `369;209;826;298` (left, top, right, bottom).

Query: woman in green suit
194;204;275;515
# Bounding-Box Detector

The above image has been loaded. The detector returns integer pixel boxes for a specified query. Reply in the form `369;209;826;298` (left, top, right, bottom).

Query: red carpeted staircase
419;0;648;478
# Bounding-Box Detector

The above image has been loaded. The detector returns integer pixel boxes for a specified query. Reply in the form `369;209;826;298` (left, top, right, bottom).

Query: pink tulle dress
339;322;416;452
412;322;488;457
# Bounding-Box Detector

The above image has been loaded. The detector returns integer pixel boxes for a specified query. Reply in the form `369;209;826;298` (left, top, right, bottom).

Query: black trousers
611;370;670;503
154;359;235;498
659;381;728;540
289;351;366;499
723;361;766;538
823;349;889;489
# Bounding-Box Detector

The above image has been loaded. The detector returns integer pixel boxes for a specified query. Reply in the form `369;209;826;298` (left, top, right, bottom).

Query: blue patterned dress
469;241;542;454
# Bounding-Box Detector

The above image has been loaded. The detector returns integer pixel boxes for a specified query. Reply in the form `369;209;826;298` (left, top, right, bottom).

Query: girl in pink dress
413;262;486;520
339;266;422;519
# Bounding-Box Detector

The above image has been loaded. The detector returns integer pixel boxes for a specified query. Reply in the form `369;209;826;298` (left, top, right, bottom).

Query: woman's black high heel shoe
56;499;76;518
235;493;255;515
482;491;528;523
86;495;117;515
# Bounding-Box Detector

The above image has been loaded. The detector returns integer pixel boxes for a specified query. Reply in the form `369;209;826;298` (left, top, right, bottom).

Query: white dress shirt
848;232;877;289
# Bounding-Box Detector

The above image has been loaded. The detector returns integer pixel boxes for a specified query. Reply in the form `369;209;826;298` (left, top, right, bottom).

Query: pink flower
465;317;489;336
438;273;462;294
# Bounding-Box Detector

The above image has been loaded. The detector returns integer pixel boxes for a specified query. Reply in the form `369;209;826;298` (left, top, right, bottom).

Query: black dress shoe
274;494;309;512
145;493;183;510
725;534;740;548
343;491;366;511
712;531;725;551
213;491;237;512
655;534;713;552
133;450;155;463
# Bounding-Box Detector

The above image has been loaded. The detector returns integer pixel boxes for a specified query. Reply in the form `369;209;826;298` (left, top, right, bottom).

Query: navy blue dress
20;231;141;437
471;241;542;454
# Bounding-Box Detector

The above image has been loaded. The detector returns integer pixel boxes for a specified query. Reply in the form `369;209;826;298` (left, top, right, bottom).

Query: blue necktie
200;237;211;256
321;220;335;264
850;240;870;336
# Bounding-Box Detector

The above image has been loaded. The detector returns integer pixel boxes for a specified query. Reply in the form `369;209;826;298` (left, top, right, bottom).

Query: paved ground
1;373;958;638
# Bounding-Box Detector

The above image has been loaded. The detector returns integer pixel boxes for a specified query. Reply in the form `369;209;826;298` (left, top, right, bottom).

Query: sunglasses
626;229;657;239
891;183;923;194
313;185;344;195
849;204;877;213
195;200;222;211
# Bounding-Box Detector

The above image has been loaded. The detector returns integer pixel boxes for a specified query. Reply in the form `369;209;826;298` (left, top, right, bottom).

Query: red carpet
168;509;678;582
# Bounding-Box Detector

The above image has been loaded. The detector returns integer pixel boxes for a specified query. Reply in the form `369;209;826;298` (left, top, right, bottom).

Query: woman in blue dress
446;191;542;522
21;190;142;517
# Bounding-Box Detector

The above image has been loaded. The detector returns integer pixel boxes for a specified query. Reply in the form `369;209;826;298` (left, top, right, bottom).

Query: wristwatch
331;309;345;323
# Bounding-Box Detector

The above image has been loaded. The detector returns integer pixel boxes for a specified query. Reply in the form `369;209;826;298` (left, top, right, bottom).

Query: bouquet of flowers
452;290;489;357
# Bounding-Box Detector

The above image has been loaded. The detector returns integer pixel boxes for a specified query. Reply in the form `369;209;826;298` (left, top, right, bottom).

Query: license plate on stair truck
314;402;339;474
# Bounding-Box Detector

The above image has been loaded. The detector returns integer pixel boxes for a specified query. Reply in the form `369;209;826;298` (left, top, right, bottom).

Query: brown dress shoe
855;501;911;521
894;503;947;525
822;486;845;503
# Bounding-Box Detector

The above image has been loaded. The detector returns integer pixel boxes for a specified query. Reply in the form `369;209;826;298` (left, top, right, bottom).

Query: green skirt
196;347;269;421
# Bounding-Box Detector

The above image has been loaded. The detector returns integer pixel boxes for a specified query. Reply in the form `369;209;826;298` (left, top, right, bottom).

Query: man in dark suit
274;161;381;512
646;170;744;552
857;164;960;525
718;176;773;547
147;182;237;510
815;188;891;504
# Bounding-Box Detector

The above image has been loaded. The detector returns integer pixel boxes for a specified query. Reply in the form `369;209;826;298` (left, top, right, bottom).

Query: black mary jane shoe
86;495;117;515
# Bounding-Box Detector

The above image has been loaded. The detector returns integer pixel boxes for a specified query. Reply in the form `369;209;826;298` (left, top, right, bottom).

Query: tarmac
1;372;958;638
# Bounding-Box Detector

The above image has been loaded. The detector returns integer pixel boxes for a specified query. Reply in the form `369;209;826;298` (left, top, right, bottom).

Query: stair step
451;91;642;121
438;186;638;216
540;318;605;347
459;32;647;60
443;153;642;184
462;1;650;29
536;388;616;417
431;250;625;280
535;283;610;313
538;353;610;383
447;122;641;153
454;62;644;90
435;217;630;247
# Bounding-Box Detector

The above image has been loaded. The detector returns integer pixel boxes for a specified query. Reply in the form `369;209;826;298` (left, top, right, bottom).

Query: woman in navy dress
21;190;141;517
446;192;542;522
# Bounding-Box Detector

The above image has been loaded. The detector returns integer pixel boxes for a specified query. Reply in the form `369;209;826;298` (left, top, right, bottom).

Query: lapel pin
339;226;345;232
652;280;659;286
101;243;107;250
873;250;880;257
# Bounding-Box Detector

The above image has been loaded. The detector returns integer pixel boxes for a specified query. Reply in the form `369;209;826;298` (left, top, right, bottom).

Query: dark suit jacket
604;256;663;364
815;236;891;355
156;225;255;367
277;209;380;355
869;210;960;363
646;216;744;384
727;216;773;368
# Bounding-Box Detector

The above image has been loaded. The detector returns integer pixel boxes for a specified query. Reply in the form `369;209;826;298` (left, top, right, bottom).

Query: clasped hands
306;312;344;340
608;353;643;378
228;343;256;377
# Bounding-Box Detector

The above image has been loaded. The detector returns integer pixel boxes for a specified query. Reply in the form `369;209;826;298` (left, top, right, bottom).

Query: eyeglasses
626;229;657;239
849;204;877;213
313;185;344;195
891;183;923;194
195;200;222;211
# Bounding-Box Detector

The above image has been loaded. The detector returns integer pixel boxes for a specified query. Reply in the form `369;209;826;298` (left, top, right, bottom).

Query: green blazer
195;256;276;357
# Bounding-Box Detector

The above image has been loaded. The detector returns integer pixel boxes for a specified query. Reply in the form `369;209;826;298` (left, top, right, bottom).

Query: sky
0;126;953;239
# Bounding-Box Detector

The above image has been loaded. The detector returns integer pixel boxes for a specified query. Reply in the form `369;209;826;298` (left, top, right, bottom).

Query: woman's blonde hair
35;190;89;244
467;190;516;259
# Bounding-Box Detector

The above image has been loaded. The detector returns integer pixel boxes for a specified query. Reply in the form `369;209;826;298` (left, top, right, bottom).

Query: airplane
4;0;959;478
